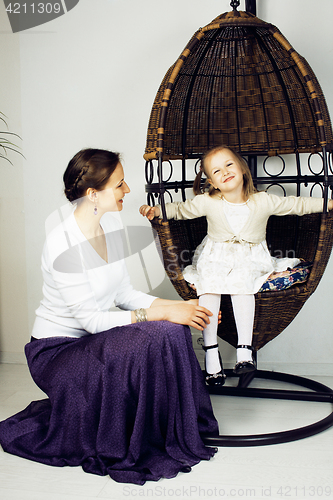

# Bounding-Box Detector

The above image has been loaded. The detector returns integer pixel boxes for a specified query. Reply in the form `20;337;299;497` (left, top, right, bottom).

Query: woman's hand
146;299;213;331
161;302;213;331
188;290;222;325
328;200;333;211
139;204;160;220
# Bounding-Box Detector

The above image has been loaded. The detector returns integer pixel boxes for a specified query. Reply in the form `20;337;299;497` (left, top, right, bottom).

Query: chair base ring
202;369;333;447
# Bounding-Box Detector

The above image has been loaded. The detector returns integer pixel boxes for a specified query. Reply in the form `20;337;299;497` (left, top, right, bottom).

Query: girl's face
205;149;245;202
97;162;130;212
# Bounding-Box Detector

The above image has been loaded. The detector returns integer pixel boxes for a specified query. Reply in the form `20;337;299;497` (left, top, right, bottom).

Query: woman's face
97;162;130;212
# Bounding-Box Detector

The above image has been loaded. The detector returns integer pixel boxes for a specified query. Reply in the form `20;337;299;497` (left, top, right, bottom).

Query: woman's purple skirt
0;321;218;485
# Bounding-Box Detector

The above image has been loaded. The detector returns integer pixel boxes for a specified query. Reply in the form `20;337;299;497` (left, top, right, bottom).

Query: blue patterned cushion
259;261;312;292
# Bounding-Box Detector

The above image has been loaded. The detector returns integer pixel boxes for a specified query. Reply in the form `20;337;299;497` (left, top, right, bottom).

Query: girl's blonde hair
193;145;257;198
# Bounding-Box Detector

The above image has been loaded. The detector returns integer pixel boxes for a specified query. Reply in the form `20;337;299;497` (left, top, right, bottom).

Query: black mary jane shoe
180;466;192;473
202;344;226;386
233;344;256;375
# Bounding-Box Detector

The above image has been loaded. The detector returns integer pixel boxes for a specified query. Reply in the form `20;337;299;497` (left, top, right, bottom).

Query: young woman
0;148;218;485
140;145;333;385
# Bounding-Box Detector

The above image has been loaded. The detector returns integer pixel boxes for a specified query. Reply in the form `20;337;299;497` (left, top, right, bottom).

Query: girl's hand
328;200;333;211
139;204;160;220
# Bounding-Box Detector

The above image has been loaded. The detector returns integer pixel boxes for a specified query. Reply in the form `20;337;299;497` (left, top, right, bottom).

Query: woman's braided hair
63;149;120;203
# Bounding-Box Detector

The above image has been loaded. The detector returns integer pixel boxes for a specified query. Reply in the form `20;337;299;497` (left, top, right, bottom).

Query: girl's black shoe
233;344;256;375
202;344;226;386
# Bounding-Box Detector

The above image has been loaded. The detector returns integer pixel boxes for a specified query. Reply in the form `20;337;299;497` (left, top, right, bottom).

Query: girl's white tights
199;293;255;373
231;294;255;363
199;294;221;374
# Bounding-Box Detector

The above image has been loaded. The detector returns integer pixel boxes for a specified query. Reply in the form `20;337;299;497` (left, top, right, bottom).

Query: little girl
140;146;333;386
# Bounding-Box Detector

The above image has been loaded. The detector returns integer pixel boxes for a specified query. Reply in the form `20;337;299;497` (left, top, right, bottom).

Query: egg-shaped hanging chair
143;1;333;446
144;2;333;351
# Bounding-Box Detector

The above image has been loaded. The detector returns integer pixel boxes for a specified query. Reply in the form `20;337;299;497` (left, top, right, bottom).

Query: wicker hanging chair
143;3;333;356
143;2;333;446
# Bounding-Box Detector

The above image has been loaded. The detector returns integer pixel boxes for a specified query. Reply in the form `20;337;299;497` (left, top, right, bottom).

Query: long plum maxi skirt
0;321;218;485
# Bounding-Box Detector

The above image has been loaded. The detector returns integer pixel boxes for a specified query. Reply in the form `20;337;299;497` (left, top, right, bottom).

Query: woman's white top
32;211;156;339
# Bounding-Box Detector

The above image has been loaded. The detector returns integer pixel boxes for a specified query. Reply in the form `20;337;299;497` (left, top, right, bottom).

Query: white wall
0;0;332;374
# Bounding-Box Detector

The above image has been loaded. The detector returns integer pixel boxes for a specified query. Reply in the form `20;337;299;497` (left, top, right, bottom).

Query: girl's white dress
182;198;299;296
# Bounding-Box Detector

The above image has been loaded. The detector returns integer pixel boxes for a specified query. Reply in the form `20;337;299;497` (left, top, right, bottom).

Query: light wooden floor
0;363;332;500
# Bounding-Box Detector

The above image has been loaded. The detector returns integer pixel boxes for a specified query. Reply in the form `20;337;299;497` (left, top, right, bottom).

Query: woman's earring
93;193;97;215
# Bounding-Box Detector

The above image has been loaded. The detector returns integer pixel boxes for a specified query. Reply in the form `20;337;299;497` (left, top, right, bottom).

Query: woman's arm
130;297;213;331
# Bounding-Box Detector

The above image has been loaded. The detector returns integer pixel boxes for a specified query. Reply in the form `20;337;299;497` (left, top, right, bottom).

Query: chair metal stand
202;367;333;447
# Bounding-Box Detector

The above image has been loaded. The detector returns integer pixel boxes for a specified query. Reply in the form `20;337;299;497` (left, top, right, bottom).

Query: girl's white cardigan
158;191;324;245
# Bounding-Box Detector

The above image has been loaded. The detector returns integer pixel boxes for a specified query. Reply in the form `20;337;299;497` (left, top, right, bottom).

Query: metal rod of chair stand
245;0;256;15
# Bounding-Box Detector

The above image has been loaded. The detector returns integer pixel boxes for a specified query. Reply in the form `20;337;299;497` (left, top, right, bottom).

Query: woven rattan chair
143;1;333;445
